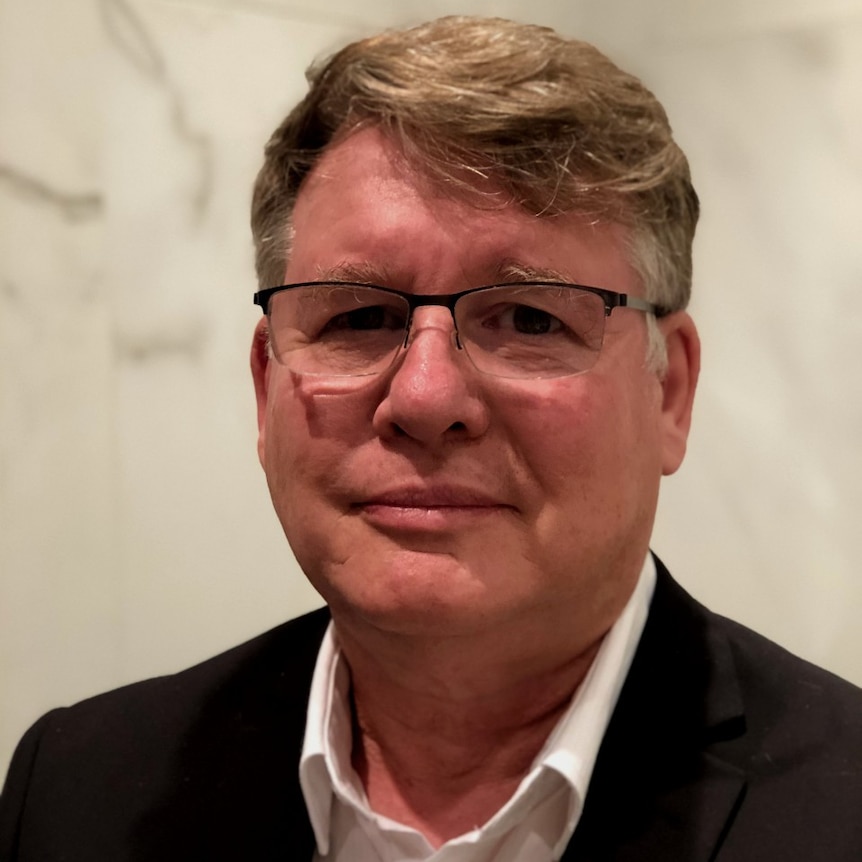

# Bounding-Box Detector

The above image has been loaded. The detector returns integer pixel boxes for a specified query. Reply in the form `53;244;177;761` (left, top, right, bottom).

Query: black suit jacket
2;558;861;860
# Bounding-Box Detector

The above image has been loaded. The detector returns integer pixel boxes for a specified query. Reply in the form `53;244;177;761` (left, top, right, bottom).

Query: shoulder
694;593;862;857
668;568;862;737
580;558;862;860
634;555;862;791
38;606;331;737
0;609;330;859
704;597;862;773
718;605;861;706
649;555;862;719
651;559;862;852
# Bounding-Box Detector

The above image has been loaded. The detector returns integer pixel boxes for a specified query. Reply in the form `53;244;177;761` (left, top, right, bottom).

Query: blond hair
251;16;698;333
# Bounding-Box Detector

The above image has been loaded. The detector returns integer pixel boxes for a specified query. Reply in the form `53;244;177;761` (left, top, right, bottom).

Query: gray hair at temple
250;16;699;369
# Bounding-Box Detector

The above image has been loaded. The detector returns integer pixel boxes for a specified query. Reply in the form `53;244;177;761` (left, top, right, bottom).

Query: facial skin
252;126;699;662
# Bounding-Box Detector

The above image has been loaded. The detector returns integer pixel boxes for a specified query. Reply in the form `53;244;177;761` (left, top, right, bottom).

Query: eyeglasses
252;281;667;380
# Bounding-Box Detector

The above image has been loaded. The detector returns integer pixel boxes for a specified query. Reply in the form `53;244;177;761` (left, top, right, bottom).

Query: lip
361;486;507;508
354;485;514;531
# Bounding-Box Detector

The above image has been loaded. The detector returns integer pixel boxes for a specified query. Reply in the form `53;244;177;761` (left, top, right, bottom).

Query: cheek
261;379;379;585
497;374;662;518
262;376;377;518
266;373;376;454
499;377;662;612
496;380;606;487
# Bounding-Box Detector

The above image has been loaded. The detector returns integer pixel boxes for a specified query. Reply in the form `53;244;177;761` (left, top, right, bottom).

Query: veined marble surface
1;0;860;775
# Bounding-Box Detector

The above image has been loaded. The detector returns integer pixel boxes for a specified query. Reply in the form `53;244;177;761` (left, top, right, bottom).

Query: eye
485;303;565;336
319;303;407;335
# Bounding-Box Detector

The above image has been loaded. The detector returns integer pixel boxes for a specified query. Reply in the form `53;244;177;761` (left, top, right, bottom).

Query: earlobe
658;312;700;476
250;317;271;465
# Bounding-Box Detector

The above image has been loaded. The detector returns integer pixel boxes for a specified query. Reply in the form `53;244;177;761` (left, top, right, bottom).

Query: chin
310;552;506;637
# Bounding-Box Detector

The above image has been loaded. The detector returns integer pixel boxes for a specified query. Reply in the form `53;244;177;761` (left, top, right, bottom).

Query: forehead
287;127;639;293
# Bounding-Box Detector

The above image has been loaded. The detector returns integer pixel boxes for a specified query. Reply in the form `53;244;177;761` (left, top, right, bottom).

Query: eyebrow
313;259;572;287
495;259;571;284
315;261;392;284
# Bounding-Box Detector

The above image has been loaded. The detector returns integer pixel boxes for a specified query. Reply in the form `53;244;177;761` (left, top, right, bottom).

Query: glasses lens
267;284;409;376
456;284;606;379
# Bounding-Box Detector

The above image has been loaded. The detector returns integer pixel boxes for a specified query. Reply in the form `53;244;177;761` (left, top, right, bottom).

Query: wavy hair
251;16;699;365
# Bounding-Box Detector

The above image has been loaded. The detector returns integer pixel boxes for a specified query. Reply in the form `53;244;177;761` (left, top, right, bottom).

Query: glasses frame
252;280;669;376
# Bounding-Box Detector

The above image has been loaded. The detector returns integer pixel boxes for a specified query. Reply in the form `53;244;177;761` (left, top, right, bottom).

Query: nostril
392;420;464;436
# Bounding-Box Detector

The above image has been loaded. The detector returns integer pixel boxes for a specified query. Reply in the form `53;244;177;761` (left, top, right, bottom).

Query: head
251;16;699;370
250;17;700;662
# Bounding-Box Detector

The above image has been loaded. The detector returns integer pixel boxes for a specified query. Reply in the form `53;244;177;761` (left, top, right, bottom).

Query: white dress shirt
299;555;656;862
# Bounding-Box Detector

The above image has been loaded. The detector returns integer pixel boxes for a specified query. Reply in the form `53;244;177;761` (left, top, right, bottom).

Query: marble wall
1;0;860;775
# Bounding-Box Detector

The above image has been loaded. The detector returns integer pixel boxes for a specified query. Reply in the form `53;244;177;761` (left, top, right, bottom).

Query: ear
250;317;271;466
657;311;700;476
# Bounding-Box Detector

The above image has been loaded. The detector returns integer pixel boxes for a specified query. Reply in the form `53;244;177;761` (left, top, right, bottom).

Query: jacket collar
561;555;747;861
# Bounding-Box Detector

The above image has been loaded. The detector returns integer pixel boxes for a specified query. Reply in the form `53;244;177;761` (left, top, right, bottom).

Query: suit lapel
561;558;748;861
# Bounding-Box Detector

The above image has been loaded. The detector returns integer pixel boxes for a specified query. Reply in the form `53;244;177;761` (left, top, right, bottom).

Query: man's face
252;127;698;649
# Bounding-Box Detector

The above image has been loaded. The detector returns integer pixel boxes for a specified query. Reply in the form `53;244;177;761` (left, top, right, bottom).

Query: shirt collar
299;554;656;857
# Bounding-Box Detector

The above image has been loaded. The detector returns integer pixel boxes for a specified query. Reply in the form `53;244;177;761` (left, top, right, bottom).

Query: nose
371;307;490;445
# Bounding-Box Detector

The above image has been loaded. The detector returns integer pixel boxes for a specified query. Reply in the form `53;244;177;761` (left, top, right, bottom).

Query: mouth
362;486;506;507
354;486;514;531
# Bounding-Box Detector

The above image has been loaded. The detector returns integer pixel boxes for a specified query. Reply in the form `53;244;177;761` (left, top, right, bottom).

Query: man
1;15;860;862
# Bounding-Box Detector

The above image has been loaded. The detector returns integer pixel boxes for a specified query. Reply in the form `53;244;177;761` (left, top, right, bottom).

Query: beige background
2;0;861;777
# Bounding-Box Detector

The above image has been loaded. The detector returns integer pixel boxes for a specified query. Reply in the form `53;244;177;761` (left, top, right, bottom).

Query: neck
334;618;604;846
